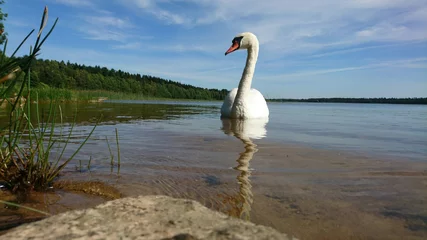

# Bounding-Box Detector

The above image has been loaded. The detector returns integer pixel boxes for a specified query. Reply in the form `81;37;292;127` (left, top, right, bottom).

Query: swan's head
225;32;258;56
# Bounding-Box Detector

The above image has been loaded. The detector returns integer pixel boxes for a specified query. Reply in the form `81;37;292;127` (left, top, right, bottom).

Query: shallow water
43;100;427;161
1;100;427;239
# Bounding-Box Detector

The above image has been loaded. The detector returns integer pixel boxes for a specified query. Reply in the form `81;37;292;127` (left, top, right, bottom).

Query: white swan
221;32;269;119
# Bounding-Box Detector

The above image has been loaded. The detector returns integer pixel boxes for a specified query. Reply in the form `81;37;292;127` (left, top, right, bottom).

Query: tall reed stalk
0;6;99;195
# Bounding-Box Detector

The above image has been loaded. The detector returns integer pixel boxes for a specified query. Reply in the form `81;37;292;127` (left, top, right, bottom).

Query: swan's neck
232;45;259;113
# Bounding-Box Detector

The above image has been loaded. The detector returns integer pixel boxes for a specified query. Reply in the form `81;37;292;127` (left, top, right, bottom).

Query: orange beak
225;41;239;55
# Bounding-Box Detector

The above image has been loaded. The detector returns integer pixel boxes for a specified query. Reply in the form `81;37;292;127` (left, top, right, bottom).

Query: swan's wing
248;89;269;118
221;88;238;118
249;89;266;100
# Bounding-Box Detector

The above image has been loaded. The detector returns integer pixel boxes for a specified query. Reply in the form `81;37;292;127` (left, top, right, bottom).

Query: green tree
14;55;230;100
0;0;7;45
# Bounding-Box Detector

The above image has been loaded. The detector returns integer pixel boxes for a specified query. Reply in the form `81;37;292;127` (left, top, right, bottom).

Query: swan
221;32;269;119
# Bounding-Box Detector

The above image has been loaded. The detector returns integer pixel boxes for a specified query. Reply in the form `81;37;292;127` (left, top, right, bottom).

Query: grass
0;6;98;197
29;85;73;101
27;87;184;102
5;84;223;103
73;90;222;102
73;89;153;101
0;200;50;216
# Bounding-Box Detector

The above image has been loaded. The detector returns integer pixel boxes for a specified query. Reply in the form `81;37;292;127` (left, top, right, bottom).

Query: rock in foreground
3;195;295;240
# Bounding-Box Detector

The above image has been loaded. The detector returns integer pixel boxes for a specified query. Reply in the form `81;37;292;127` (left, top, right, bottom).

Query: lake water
1;100;426;239
59;100;426;162
120;100;426;161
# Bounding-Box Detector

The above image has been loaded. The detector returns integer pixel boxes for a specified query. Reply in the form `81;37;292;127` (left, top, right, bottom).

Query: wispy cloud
261;57;427;81
52;0;95;7
49;0;154;43
148;44;211;53
75;13;151;42
120;0;427;56
84;16;135;29
306;41;424;59
152;9;189;25
112;42;142;50
81;28;131;42
121;0;191;25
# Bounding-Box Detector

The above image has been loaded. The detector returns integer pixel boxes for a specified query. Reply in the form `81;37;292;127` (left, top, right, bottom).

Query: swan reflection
220;118;268;220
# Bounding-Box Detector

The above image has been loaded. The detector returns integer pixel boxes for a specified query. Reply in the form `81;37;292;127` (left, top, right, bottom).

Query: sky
4;0;427;98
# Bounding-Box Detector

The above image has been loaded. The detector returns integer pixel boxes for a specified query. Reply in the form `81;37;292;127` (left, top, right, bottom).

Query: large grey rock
3;195;295;240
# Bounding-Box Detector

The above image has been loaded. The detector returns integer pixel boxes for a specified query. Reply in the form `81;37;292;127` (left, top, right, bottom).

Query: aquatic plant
106;128;121;174
115;128;121;172
0;7;98;196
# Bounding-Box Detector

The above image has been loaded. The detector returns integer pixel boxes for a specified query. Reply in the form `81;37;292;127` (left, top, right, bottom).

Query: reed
87;156;92;171
0;7;98;195
115;128;121;174
30;87;73;101
106;136;114;167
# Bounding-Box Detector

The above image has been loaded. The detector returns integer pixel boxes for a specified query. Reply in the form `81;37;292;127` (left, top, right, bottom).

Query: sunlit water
58;100;426;163
1;100;427;239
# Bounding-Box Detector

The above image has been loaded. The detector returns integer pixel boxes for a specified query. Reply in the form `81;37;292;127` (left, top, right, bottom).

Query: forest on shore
17;57;229;100
6;57;426;104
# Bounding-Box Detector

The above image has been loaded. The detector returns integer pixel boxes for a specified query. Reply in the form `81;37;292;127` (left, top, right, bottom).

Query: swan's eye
232;36;244;46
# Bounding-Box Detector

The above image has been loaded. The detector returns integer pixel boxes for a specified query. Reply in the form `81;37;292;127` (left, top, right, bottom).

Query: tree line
16;58;229;100
268;97;427;105
8;57;425;104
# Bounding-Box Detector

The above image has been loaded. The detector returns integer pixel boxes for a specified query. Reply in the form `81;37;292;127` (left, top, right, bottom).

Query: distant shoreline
267;97;427;105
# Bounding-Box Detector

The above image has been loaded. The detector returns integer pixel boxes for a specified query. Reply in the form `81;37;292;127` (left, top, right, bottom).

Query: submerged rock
2;195;295;240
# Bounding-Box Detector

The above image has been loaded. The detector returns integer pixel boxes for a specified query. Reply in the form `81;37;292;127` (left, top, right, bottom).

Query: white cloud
75;12;152;42
120;0;427;58
148;44;211;53
112;42;142;50
306;42;417;58
153;9;189;25
260;57;427;81
355;22;427;42
121;0;191;25
401;7;427;23
130;0;153;8
84;16;134;29
81;28;130;42
52;0;95;7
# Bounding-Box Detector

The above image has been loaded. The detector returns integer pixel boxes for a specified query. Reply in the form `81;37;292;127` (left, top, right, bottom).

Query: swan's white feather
221;88;269;119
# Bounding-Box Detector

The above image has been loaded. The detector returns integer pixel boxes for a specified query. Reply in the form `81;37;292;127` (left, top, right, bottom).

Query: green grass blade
0;200;50;216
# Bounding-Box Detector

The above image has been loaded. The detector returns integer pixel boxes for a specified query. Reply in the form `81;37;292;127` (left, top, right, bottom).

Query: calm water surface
3;100;425;161
2;100;426;239
66;100;426;162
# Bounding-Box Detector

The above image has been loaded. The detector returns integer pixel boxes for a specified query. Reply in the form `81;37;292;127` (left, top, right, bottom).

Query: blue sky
4;0;427;98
